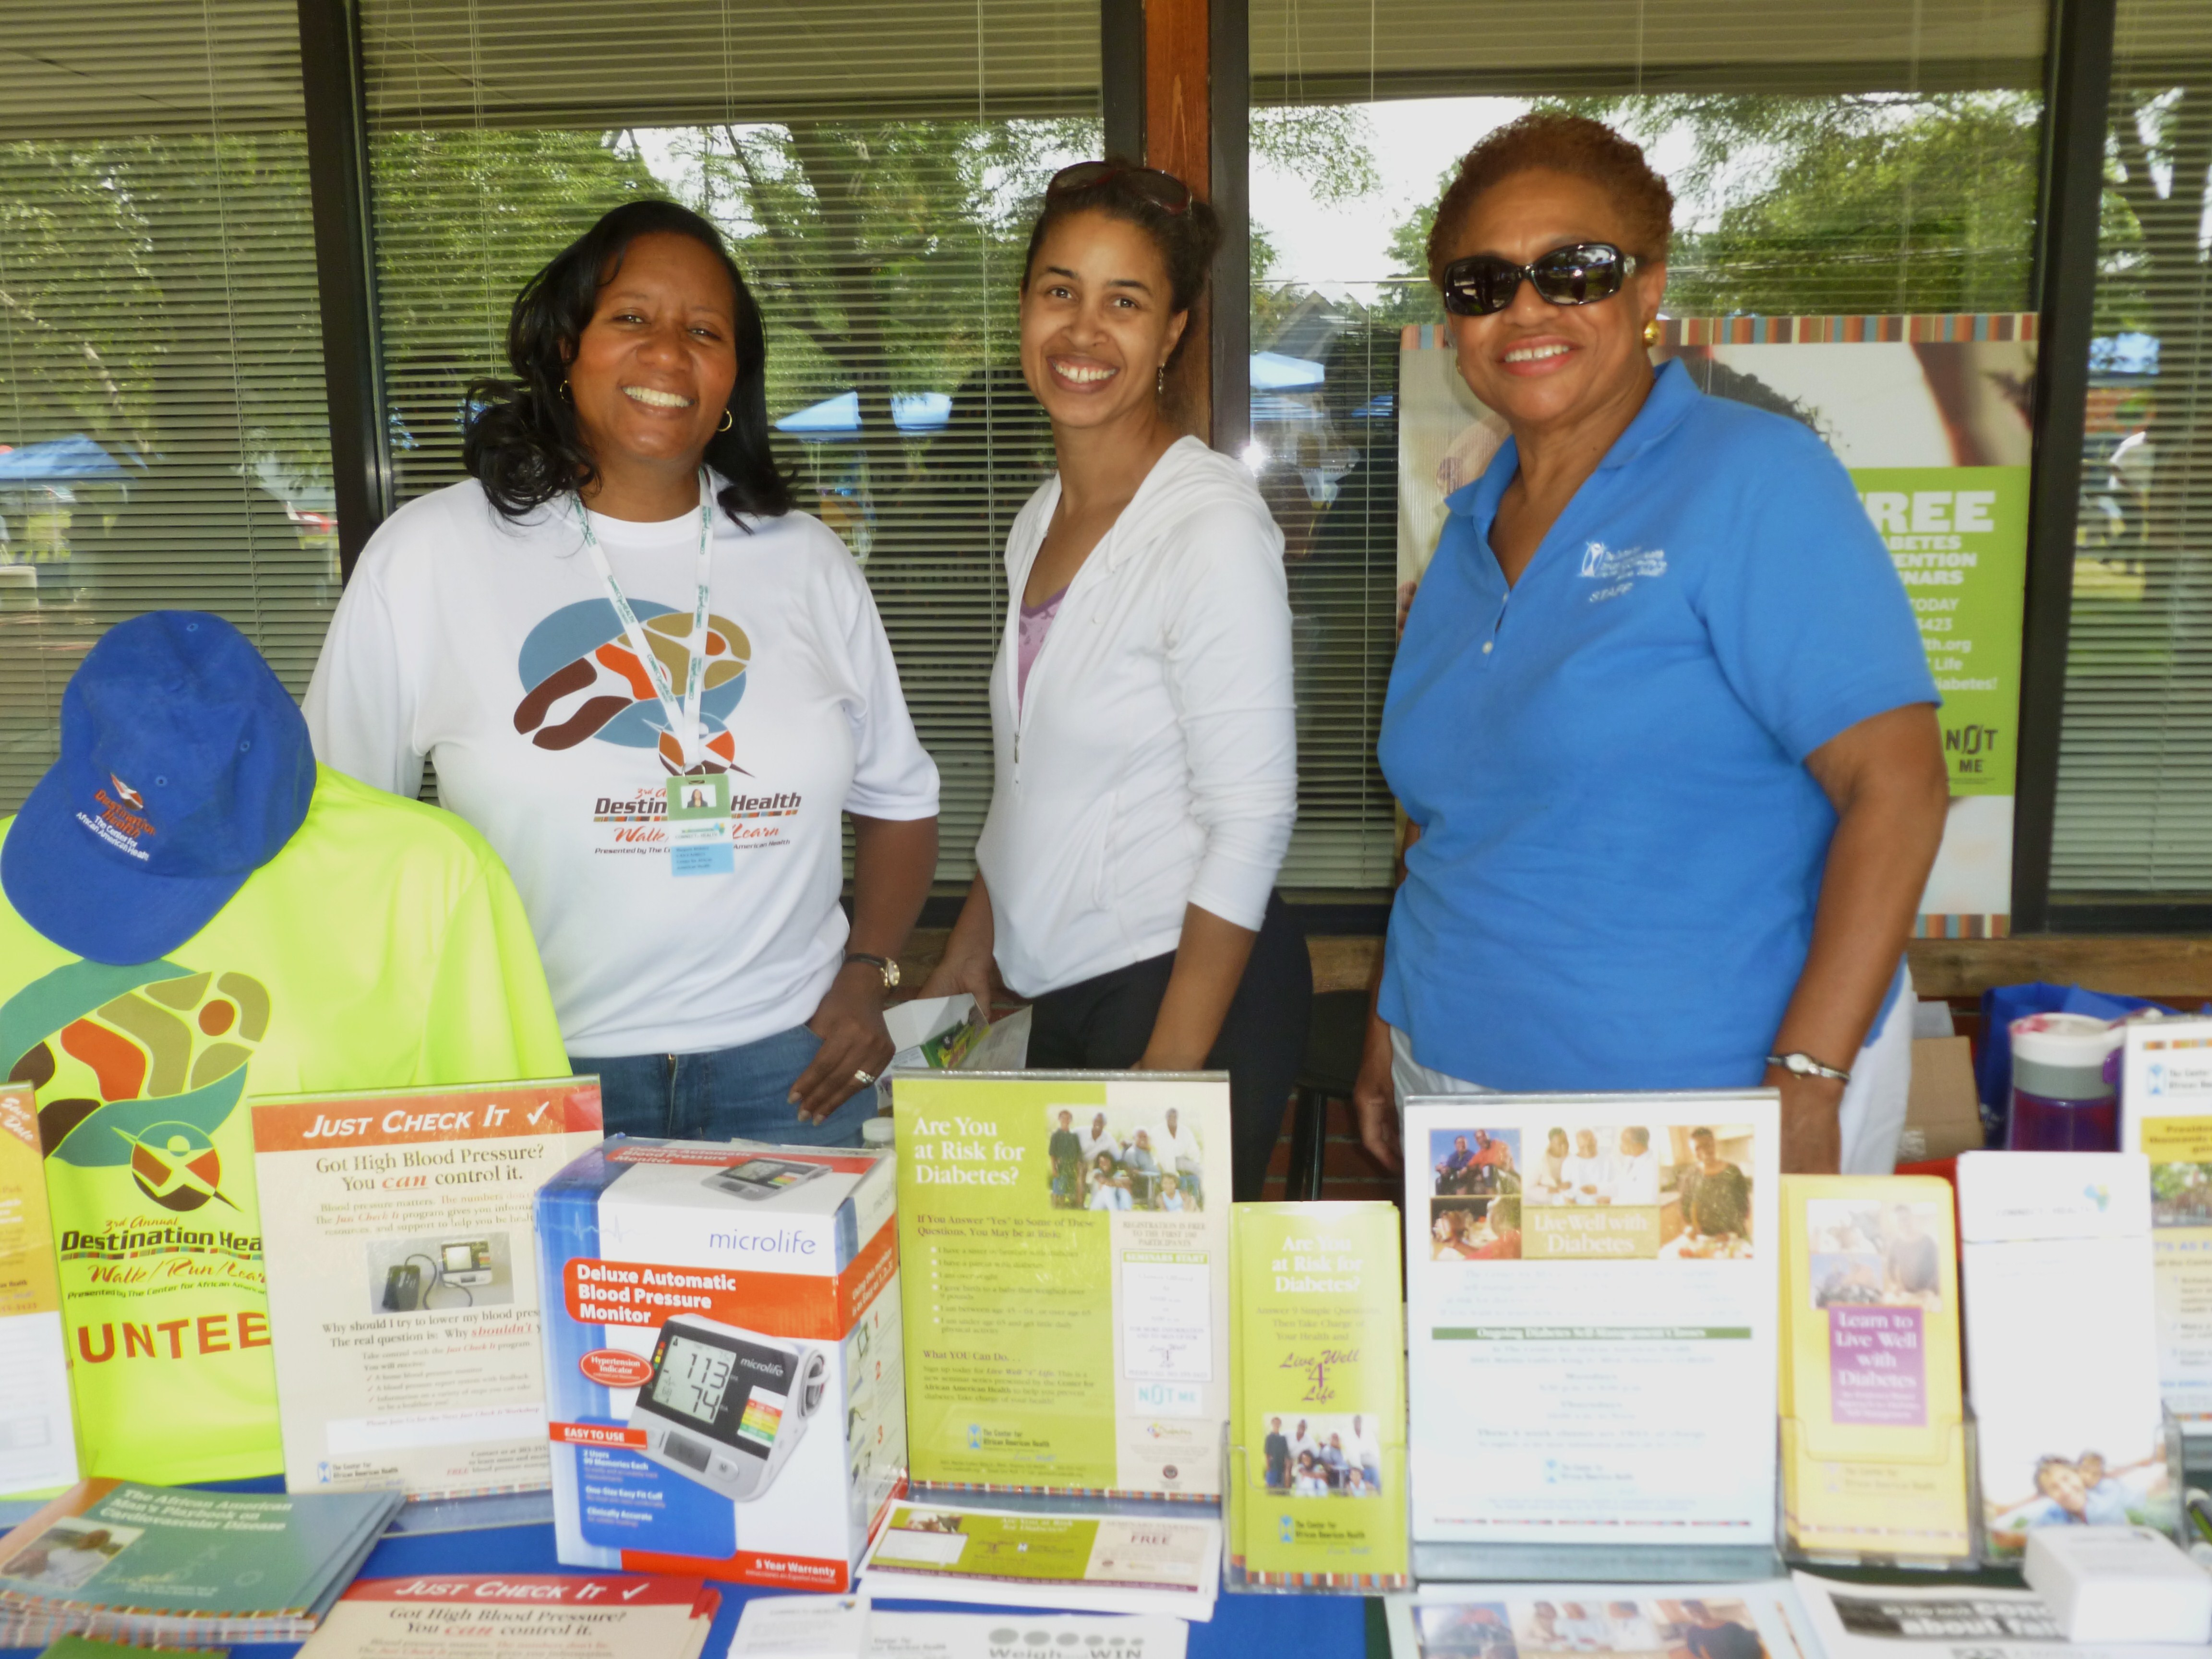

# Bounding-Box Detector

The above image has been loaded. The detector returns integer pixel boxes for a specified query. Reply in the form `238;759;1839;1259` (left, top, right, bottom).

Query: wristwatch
1766;1050;1851;1085
844;951;900;990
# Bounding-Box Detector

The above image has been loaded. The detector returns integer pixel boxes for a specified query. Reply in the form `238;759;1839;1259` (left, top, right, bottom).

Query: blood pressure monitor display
647;1333;786;1459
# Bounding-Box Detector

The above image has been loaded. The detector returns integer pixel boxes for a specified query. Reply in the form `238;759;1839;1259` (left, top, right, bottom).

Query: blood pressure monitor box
535;1136;904;1591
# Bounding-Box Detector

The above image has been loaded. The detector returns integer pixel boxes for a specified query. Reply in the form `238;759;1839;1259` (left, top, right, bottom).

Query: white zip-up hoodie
975;436;1297;998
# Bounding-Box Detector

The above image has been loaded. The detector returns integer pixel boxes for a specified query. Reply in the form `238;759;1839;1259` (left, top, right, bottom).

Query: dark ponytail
462;199;791;526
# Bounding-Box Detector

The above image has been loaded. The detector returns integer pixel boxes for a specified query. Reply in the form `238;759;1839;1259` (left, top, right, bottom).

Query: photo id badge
665;773;733;877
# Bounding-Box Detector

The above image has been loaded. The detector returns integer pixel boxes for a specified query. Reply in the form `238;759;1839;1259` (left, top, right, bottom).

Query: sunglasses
1439;242;1643;317
1046;160;1193;216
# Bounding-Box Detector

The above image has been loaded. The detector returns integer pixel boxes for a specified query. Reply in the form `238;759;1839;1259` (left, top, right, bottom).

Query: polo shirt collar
1445;356;1702;525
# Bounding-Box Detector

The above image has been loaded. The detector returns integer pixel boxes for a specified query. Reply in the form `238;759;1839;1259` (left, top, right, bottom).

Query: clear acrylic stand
1975;1404;2187;1566
385;1486;556;1534
1779;1408;1982;1571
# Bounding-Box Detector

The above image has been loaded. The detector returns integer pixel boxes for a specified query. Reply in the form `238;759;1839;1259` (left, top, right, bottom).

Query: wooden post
1144;0;1211;437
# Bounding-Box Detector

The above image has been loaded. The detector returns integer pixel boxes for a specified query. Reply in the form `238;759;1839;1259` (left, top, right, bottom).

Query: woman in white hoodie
920;161;1308;1202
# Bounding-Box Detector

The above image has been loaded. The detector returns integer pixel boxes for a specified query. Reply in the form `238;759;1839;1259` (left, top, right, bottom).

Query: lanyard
574;471;717;771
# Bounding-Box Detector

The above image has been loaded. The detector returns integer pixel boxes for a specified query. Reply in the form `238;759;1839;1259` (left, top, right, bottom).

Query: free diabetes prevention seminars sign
1398;313;2034;936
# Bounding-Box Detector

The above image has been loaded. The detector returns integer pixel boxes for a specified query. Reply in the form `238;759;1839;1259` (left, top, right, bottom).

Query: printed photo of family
1427;1124;1756;1261
1806;1198;1945;1308
1261;1412;1384;1497
1046;1105;1205;1212
1415;1596;1769;1659
1987;1445;2172;1555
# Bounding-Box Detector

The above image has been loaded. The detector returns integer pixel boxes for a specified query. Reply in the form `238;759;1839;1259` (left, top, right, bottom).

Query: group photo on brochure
2;89;2209;1659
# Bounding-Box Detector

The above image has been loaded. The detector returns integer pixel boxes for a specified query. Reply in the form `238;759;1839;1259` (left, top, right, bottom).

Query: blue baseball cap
1;612;316;965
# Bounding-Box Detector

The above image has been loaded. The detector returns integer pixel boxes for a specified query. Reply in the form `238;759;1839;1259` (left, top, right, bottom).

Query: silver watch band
1766;1050;1852;1085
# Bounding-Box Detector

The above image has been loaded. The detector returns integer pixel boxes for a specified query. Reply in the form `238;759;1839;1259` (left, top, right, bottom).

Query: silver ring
853;1070;876;1086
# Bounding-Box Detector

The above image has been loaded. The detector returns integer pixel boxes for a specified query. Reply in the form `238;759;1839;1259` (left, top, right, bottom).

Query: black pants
1023;892;1311;1203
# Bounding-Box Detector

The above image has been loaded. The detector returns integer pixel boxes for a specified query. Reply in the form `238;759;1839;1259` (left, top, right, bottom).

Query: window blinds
2048;0;2212;902
359;0;1099;886
0;0;332;816
1251;0;2045;893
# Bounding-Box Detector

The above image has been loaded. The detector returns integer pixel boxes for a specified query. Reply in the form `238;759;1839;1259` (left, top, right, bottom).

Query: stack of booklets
0;1479;399;1647
297;1574;721;1659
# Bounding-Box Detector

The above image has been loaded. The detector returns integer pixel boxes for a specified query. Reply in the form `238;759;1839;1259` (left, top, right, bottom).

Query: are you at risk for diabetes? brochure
893;1072;1232;1499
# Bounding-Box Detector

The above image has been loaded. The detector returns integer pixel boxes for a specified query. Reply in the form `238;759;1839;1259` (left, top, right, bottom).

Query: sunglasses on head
1439;241;1643;317
1046;160;1193;216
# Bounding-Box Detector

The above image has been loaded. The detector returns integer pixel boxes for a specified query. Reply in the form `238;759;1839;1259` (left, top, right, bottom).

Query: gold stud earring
719;409;734;433
1643;320;1662;347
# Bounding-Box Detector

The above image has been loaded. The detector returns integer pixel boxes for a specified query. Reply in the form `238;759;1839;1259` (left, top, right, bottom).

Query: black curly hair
462;199;791;526
1020;160;1222;368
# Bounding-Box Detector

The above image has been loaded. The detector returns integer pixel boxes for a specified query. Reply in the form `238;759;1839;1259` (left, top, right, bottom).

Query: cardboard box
536;1139;903;1593
1899;1035;1985;1162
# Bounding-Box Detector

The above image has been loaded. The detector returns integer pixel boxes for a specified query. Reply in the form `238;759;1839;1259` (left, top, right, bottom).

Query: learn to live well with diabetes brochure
250;1077;605;1499
1402;1093;1781;1558
1228;1201;1407;1588
891;1071;1231;1497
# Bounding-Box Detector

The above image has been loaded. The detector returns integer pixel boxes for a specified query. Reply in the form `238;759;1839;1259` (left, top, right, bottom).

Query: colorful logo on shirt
1;960;268;1213
515;599;751;775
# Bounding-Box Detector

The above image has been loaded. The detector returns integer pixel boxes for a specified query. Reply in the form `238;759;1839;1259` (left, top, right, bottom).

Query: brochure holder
1223;1428;1411;1593
1778;1408;1983;1571
1410;1535;1782;1586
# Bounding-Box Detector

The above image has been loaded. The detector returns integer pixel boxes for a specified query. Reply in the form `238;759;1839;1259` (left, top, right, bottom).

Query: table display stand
1779;1411;1983;1572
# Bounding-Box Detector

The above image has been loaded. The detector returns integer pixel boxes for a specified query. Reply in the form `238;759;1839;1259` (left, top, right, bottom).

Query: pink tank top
1017;586;1068;710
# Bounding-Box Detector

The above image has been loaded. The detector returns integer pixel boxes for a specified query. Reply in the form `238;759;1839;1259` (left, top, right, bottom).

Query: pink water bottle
2006;1012;2123;1151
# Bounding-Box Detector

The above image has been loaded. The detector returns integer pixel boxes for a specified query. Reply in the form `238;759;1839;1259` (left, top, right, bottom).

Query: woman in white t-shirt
918;162;1307;1201
307;201;939;1144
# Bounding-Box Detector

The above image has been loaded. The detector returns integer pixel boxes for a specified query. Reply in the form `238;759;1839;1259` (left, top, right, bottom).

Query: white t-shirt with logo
304;477;938;1058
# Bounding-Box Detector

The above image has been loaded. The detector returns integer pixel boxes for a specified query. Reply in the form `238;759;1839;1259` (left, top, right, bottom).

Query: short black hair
462;199;791;526
1020;159;1222;367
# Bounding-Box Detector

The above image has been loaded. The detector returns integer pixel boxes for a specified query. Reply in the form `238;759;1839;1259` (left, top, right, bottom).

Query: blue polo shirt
1378;359;1937;1091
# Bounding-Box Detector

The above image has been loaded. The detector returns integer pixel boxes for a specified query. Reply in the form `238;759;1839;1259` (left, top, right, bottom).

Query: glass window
360;0;1101;884
2049;0;2212;902
1250;0;2048;895
0;0;332;813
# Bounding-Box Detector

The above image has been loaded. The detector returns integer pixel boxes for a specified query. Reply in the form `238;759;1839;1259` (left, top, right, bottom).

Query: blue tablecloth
1;1515;1371;1659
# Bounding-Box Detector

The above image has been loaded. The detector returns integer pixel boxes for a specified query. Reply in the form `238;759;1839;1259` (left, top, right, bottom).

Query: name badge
665;774;733;877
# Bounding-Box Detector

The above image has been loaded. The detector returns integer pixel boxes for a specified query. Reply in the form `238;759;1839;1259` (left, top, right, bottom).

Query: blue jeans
570;1025;874;1147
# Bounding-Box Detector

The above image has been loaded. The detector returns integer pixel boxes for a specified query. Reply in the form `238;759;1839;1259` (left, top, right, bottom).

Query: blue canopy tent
775;390;954;439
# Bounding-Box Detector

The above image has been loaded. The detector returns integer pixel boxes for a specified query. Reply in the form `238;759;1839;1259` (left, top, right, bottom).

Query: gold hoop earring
719;409;734;433
1643;320;1662;347
558;378;572;402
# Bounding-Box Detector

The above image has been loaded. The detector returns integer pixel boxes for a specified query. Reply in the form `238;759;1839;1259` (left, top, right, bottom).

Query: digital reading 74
629;1313;825;1501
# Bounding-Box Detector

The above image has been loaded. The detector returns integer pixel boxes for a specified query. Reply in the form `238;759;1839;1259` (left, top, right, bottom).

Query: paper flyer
1228;1200;1407;1587
0;1081;75;1500
1789;1569;2202;1659
1777;1176;1970;1561
251;1078;604;1499
891;1072;1230;1497
1957;1152;2172;1557
1402;1095;1782;1551
297;1573;717;1659
857;1501;1219;1619
1397;316;2033;935
2121;1017;2212;1424
1385;1580;1814;1659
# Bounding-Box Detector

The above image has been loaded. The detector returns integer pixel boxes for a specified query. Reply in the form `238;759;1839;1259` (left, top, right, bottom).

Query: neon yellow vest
0;767;568;1484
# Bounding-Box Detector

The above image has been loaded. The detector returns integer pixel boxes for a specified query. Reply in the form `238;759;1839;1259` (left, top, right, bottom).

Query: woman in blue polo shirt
1351;113;1949;1175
